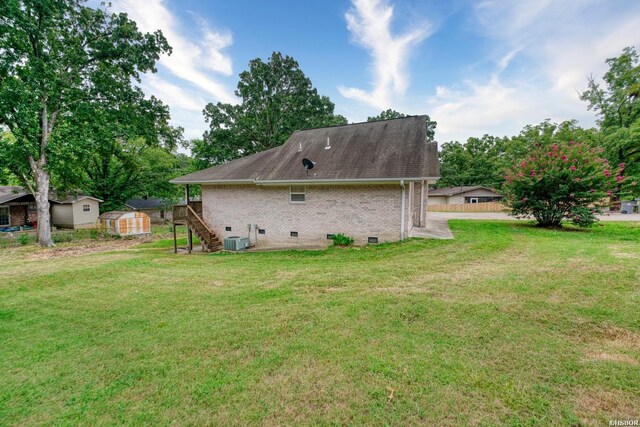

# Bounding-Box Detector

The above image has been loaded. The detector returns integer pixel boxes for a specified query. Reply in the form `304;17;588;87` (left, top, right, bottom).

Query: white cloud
110;0;236;104
428;0;640;143
142;74;207;112
338;0;432;109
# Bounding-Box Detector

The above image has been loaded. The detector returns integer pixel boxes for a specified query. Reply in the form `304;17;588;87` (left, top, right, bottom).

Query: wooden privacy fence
427;202;507;212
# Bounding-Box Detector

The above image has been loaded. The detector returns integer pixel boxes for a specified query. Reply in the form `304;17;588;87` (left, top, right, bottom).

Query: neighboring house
427;186;503;205
125;198;173;223
50;195;102;229
170;116;440;249
0;186;102;229
0;186;38;228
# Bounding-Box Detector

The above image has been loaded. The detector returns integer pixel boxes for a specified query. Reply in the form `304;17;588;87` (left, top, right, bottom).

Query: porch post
184;184;190;205
173;223;177;254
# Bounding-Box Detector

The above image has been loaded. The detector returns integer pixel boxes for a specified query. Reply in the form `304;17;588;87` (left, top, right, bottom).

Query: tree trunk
31;160;54;247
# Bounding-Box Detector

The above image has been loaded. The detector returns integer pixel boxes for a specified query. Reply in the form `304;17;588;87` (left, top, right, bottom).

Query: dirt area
23;237;153;260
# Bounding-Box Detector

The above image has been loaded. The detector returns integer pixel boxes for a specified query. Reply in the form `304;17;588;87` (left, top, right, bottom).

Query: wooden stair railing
185;205;221;252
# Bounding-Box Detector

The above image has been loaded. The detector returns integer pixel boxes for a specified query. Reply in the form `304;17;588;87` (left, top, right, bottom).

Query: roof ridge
292;114;427;133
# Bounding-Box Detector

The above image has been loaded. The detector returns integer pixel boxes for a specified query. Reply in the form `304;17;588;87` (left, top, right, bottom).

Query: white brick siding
201;184;408;247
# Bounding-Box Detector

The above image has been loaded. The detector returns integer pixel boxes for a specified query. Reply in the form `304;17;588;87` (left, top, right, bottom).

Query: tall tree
196;52;347;167
581;46;640;198
0;0;170;246
367;109;407;121
367;109;437;141
438;135;510;188
437;121;599;189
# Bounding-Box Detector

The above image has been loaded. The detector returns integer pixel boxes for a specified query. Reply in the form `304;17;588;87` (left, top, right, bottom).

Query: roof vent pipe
298;142;302;152
325;137;331;150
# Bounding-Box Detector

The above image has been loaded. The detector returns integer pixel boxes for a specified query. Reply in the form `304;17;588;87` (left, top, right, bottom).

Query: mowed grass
1;221;639;426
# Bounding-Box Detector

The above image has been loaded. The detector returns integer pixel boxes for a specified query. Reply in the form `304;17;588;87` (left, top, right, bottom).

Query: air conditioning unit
223;236;250;251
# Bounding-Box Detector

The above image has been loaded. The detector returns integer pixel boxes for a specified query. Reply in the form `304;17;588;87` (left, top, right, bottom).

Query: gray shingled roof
125;198;170;210
171;116;439;184
0;186;102;204
429;186;501;196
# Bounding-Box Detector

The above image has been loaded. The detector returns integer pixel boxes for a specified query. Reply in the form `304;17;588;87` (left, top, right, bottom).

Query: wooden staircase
186;205;221;252
173;202;221;253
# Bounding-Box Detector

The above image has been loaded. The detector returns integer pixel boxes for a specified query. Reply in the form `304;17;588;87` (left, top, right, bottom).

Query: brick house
0;186;102;230
170;116;440;250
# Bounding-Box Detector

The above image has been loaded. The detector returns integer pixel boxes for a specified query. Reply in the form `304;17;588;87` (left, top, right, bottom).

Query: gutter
170;177;441;186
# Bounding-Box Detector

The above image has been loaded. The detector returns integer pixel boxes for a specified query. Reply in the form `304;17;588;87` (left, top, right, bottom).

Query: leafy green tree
0;0;170;246
196;52;347;167
367;109;437;141
438;121;601;190
438;135;510;188
0;132;20;185
136;147;194;203
367;109;406;121
503;141;617;228
580;46;640;198
52;91;183;211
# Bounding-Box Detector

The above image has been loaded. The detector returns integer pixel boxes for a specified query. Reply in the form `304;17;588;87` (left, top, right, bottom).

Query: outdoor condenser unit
223;236;250;251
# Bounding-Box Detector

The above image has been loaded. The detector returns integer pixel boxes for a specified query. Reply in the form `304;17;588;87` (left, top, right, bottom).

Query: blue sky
109;0;640;144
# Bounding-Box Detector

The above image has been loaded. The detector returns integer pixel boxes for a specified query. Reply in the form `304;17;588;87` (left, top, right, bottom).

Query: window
28;203;37;213
368;237;379;244
160;210;165;219
326;234;334;240
0;207;9;226
82;204;91;212
289;186;306;203
290;231;298;237
225;226;232;231
258;229;266;235
469;198;479;204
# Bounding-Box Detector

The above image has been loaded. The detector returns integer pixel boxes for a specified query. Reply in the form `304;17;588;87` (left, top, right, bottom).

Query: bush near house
331;233;355;246
503;141;620;227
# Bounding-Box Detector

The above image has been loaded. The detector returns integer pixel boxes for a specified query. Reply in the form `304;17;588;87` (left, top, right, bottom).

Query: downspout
400;180;405;240
420;179;425;228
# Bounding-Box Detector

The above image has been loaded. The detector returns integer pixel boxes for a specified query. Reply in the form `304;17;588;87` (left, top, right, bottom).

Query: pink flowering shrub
503;141;619;227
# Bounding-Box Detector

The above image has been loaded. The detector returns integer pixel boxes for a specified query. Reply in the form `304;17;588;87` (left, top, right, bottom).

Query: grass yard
1;221;639;425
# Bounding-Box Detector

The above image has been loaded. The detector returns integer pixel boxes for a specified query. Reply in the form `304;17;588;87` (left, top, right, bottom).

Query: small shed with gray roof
170;116;440;249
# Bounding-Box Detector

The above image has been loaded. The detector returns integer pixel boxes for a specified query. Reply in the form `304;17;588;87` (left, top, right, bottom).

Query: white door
0;206;9;226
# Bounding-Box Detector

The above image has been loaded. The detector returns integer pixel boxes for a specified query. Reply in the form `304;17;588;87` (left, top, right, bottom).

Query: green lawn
1;221;639;425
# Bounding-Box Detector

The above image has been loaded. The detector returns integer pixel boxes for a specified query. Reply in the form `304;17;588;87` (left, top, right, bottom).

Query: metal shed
98;211;151;236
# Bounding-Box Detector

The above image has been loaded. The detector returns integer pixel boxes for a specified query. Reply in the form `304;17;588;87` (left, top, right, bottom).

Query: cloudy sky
107;0;640;144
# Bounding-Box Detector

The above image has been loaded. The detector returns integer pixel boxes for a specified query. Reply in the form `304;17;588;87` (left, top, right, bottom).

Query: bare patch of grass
575;388;640;426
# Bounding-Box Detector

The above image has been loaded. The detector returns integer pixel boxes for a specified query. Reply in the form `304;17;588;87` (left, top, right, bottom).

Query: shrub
503;141;618;227
18;233;30;245
331;233;354;246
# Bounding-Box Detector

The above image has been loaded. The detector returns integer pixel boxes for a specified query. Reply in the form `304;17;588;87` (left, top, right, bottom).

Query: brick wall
201;184;407;247
9;205;27;226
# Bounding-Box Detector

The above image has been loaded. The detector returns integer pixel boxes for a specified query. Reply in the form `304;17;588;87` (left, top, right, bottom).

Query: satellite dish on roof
302;158;315;170
302;158;315;176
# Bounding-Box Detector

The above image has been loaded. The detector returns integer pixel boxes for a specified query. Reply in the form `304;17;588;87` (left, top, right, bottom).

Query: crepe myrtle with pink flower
502;140;620;227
